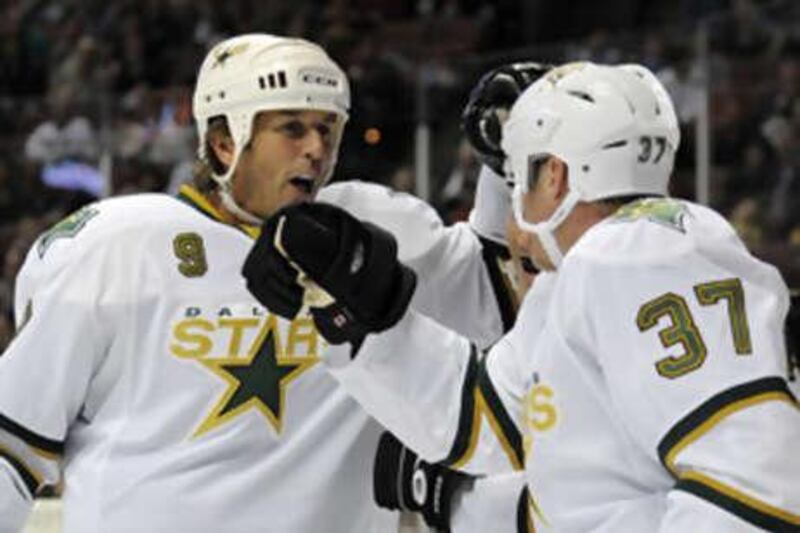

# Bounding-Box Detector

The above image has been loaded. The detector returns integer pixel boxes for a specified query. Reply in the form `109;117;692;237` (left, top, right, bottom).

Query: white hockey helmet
192;33;350;223
501;61;680;268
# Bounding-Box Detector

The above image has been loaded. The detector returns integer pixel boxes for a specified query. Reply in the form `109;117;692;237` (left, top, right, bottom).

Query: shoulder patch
37;205;99;258
610;198;690;233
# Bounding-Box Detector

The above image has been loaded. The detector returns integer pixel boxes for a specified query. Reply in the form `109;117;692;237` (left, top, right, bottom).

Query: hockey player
250;62;800;531
0;34;538;532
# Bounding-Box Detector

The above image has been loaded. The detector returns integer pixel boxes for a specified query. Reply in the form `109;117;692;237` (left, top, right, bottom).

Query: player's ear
208;127;236;168
543;157;569;202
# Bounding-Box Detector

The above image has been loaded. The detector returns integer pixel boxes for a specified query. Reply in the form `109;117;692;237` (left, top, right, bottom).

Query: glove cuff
373;432;404;510
374;431;421;512
469;166;511;245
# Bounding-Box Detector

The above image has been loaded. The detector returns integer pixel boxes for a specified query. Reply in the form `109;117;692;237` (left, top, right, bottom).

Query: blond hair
192;116;231;193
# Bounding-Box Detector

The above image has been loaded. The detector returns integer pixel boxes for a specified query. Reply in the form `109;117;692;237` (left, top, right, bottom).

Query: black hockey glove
242;202;417;349
242;223;305;320
373;431;472;532
462;62;552;177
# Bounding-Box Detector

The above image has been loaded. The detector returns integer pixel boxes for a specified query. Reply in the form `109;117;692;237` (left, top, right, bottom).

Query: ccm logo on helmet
300;69;340;88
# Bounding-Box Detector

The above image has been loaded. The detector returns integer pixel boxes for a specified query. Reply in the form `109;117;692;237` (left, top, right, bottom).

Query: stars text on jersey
522;381;558;460
170;306;320;436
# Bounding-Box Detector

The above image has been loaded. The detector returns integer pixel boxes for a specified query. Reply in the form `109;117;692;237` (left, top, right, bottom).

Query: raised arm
242;203;558;475
317;167;515;349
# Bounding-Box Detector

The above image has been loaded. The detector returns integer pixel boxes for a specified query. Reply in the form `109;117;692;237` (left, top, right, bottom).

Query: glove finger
244;234;298;284
279;208;340;278
485;72;523;107
463;106;498;156
329;220;415;331
286;204;367;300
243;233;304;318
263;241;302;283
245;279;301;318
264;276;303;317
348;222;397;313
244;265;303;318
512;61;553;85
243;214;288;277
480;111;502;151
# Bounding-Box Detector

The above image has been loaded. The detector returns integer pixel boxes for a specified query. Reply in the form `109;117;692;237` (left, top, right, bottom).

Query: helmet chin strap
535;225;564;270
212;141;265;226
219;184;263;225
512;186;581;270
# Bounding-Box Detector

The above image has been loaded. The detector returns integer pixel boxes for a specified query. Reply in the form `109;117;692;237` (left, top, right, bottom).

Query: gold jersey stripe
449;387;525;471
0;444;45;496
449;390;482;470
658;376;797;476
0;413;64;455
476;388;524;471
677;470;800;529
177;185;260;239
664;393;796;476
30;446;60;462
442;347;480;466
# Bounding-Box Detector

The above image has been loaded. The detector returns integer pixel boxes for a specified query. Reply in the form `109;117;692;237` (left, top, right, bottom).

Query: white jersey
0;182;510;533
324;198;800;532
318;180;515;349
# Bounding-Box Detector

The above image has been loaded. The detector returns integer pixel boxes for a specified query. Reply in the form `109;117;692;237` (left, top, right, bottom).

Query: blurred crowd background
0;0;799;353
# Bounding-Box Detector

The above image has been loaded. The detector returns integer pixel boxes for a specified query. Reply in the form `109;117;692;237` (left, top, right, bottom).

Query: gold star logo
192;315;318;437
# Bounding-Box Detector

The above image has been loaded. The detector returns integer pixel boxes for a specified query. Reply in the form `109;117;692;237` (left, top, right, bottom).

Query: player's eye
281;120;307;138
315;123;331;138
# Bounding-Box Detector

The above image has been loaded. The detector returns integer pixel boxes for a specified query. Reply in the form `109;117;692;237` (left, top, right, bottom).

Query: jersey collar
177;184;261;239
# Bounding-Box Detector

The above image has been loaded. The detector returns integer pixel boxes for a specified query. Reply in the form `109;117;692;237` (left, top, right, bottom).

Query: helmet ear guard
502;62;680;269
192;34;350;223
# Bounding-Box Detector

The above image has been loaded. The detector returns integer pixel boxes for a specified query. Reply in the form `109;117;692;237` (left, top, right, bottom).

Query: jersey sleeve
323;273;556;477
451;471;533;533
557;219;800;532
443;274;557;475
318;181;515;348
0;216;123;509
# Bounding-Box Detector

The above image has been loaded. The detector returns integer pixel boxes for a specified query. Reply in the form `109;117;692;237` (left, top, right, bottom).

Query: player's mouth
288;175;317;195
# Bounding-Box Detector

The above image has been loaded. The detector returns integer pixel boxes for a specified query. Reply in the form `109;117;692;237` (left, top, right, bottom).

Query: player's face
505;214;536;302
518;157;567;271
232;110;342;219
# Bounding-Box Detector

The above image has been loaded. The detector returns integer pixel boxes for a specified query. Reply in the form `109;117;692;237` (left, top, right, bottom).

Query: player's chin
281;186;317;209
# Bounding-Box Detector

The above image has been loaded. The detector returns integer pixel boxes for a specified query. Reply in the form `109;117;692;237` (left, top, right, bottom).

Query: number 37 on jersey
637;277;752;379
